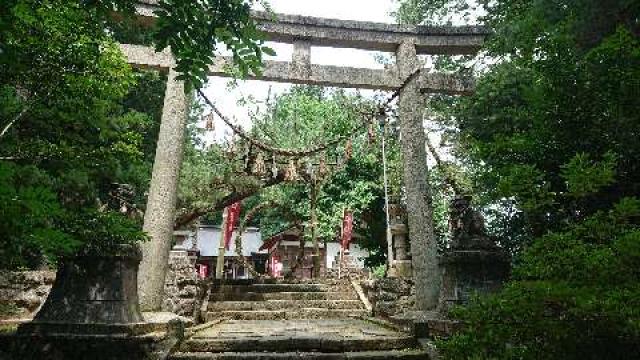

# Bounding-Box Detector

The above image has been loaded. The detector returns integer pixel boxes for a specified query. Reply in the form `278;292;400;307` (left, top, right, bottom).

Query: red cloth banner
341;209;353;250
198;264;208;279
224;202;241;250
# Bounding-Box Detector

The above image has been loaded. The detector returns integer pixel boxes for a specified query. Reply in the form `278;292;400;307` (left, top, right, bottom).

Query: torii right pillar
396;40;441;310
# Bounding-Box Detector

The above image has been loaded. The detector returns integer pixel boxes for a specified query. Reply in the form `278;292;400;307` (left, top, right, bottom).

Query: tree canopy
0;0;269;268
394;0;640;357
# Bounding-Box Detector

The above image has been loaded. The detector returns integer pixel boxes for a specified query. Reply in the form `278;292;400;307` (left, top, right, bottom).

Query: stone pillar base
438;250;510;312
388;260;413;278
29;245;143;326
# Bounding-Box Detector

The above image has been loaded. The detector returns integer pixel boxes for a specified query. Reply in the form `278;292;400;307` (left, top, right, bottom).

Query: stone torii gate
123;2;487;311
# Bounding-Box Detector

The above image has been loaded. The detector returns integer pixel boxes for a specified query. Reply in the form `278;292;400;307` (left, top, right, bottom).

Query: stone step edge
210;291;357;297
205;309;370;319
170;349;428;360
210;285;353;293
208;300;364;307
180;336;417;353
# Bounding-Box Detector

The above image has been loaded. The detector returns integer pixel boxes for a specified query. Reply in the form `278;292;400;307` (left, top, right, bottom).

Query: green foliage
561;152;617;198
252;87;390;265
449;13;640;237
178;86;393;267
439;199;640;359
0;162;73;268
0;1;161;268
153;0;272;88
392;0;478;25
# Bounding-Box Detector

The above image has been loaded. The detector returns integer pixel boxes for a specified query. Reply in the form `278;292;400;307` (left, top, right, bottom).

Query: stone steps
211;284;333;293
170;350;428;359
208;300;364;312
170;319;426;360
180;336;415;353
209;291;359;302
206;309;369;321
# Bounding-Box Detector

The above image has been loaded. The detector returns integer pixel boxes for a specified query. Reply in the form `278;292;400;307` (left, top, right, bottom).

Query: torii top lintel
128;1;487;94
135;1;489;55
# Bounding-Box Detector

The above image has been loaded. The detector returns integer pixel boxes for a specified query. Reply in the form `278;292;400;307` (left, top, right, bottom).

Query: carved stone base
438;250;510;312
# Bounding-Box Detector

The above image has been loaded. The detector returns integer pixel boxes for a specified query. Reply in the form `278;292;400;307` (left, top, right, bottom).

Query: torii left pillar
138;69;188;311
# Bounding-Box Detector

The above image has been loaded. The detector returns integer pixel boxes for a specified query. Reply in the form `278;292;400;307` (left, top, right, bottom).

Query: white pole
338;217;344;280
381;118;394;271
215;208;228;279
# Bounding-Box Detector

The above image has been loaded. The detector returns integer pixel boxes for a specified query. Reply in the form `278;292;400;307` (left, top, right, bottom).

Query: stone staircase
168;279;428;359
170;319;428;359
205;279;369;321
325;253;368;280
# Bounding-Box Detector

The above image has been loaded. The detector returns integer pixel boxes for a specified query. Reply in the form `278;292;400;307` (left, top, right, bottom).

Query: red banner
198;264;208;279
341;209;353;250
224;202;241;250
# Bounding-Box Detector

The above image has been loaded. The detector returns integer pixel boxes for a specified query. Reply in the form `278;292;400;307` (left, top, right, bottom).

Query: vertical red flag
224;202;241;250
341;209;353;250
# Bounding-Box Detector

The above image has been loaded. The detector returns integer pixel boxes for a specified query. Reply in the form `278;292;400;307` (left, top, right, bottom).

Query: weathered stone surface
209;291;359;302
378;278;413;295
162;251;206;319
178;319;417;354
206;279;369;321
396;41;440;311
208;299;364;312
363;278;416;318
206;309;369;322
139;68;189;311
170;350;428;359
119;44;475;93
0;271;55;320
134;2;489;54
0;314;187;360
28;248;143;325
253;11;488;54
438;250;510;311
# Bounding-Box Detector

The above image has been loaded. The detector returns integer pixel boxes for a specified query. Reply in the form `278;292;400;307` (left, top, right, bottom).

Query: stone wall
162;251;205;319
0;271;55;320
0;252;204;321
362;277;415;318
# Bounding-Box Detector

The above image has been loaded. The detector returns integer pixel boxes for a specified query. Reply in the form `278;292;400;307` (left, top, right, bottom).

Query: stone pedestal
4;246;191;360
391;224;409;260
438;250;510;312
388;223;413;278
19;245;144;334
163;250;202;318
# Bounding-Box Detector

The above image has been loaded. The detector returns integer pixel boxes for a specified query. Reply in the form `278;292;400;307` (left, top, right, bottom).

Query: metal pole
215;208;228;279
